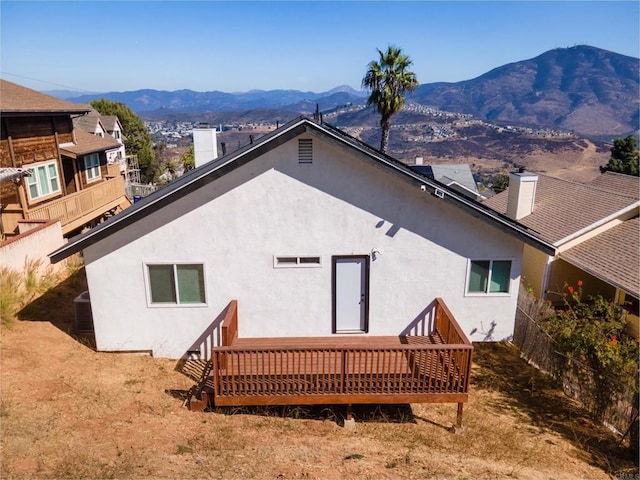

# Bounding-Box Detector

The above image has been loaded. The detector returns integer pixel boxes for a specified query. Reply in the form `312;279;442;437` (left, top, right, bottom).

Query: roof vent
298;138;312;164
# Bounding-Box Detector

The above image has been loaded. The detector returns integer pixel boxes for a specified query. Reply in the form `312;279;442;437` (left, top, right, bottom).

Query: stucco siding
84;135;524;358
521;243;550;299
0;220;64;273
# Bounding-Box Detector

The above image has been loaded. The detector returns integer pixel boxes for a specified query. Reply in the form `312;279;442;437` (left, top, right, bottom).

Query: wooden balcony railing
211;298;473;426
25;175;126;235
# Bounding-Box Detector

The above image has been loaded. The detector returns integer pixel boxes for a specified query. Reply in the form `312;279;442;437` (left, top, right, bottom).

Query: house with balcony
484;171;639;335
49;116;556;420
0;80;131;240
74;107;127;174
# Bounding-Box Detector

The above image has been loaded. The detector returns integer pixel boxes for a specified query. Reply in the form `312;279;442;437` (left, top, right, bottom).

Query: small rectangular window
84;153;101;182
298;138;312;164
467;259;512;295
147;263;206;305
274;256;322;268
26;161;61;201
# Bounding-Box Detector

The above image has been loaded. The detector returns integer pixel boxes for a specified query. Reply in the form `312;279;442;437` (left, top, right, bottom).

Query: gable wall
83;134;524;358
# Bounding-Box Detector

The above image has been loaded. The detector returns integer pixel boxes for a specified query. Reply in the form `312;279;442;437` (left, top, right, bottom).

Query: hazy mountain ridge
65;85;367;115
413;46;639;135
56;46;639;137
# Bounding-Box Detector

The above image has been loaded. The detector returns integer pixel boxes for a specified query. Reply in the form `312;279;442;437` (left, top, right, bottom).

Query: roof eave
49;119;309;263
1;109;89;116
557;253;639;297
48;117;557;262
308;122;556;256
554;202;640;247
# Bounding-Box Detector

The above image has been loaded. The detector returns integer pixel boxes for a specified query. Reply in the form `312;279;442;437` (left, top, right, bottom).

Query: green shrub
541;282;639;403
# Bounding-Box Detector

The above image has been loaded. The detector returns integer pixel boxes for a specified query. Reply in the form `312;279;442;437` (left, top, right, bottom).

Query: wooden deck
201;299;473;426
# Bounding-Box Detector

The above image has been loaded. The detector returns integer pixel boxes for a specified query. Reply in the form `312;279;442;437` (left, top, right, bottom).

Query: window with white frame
146;263;206;305
26;161;61;201
84;153;101;181
466;259;512;295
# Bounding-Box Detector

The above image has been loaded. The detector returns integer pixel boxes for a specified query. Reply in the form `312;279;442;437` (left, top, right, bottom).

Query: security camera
420;185;426;192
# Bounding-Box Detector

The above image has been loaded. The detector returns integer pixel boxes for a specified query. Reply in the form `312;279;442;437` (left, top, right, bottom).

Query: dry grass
1;268;638;479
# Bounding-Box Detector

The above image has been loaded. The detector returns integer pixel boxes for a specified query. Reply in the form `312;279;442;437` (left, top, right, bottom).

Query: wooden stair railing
186;359;214;412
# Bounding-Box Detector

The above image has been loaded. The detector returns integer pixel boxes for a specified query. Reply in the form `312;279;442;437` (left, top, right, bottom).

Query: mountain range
59;45;639;137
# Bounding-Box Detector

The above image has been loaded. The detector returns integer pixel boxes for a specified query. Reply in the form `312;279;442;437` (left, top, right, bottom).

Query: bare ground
1;270;637;479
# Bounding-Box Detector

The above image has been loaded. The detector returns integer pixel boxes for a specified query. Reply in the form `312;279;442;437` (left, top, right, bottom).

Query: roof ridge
535;172;639;200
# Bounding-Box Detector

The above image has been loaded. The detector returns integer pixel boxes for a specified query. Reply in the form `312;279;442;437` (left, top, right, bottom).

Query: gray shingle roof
484;173;639;244
559;216;639;296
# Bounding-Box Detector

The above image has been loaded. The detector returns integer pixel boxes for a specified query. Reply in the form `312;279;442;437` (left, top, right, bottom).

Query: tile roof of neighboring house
49;117;556;263
559;216;640;296
483;173;640;245
0;80;89;115
60;129;120;158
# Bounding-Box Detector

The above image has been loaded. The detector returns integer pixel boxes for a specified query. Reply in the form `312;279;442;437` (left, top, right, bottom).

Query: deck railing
434;297;472;346
212;298;473;425
25;175;126;234
221;300;238;347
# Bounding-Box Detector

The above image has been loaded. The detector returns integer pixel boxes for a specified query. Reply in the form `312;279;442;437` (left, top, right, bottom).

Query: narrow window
274;256;322;268
84;153;101;182
26;161;61;201
147;263;206;305
467;260;512;295
298;138;312;164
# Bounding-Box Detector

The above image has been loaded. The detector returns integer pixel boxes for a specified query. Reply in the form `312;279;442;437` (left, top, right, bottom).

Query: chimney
506;171;538;220
415;157;424;165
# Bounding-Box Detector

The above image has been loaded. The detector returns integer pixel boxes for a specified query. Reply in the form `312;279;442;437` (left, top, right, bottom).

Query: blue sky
1;1;638;94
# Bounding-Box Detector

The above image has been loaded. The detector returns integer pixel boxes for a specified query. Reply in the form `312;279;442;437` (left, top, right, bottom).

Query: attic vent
298;138;313;164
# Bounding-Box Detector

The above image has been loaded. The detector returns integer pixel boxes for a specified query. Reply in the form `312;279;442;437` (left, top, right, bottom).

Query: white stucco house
50;117;555;359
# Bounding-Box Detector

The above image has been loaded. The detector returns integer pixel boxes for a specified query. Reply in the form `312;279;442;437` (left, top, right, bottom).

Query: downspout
54;132;68;196
541;255;554;299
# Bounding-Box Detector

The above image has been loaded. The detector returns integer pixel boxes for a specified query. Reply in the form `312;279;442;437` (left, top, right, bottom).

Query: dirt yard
1;269;637;479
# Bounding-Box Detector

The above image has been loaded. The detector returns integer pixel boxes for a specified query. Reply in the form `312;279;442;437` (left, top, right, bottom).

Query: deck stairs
186;359;214;412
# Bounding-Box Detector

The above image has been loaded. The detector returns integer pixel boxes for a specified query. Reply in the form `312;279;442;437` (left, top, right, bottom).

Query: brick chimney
506;171;538;220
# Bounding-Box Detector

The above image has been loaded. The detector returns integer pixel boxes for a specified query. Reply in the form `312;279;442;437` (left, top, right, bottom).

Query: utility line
0;71;96;94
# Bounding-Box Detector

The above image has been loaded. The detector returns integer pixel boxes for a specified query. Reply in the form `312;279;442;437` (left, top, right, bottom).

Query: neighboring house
484;171;639;335
409;160;484;201
50;116;555;361
74;108;127;173
0;80;130;239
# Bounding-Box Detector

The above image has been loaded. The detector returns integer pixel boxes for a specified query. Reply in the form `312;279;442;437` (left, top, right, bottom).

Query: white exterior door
333;256;369;333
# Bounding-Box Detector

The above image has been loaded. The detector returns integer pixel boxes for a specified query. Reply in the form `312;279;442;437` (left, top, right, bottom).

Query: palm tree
362;45;419;153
